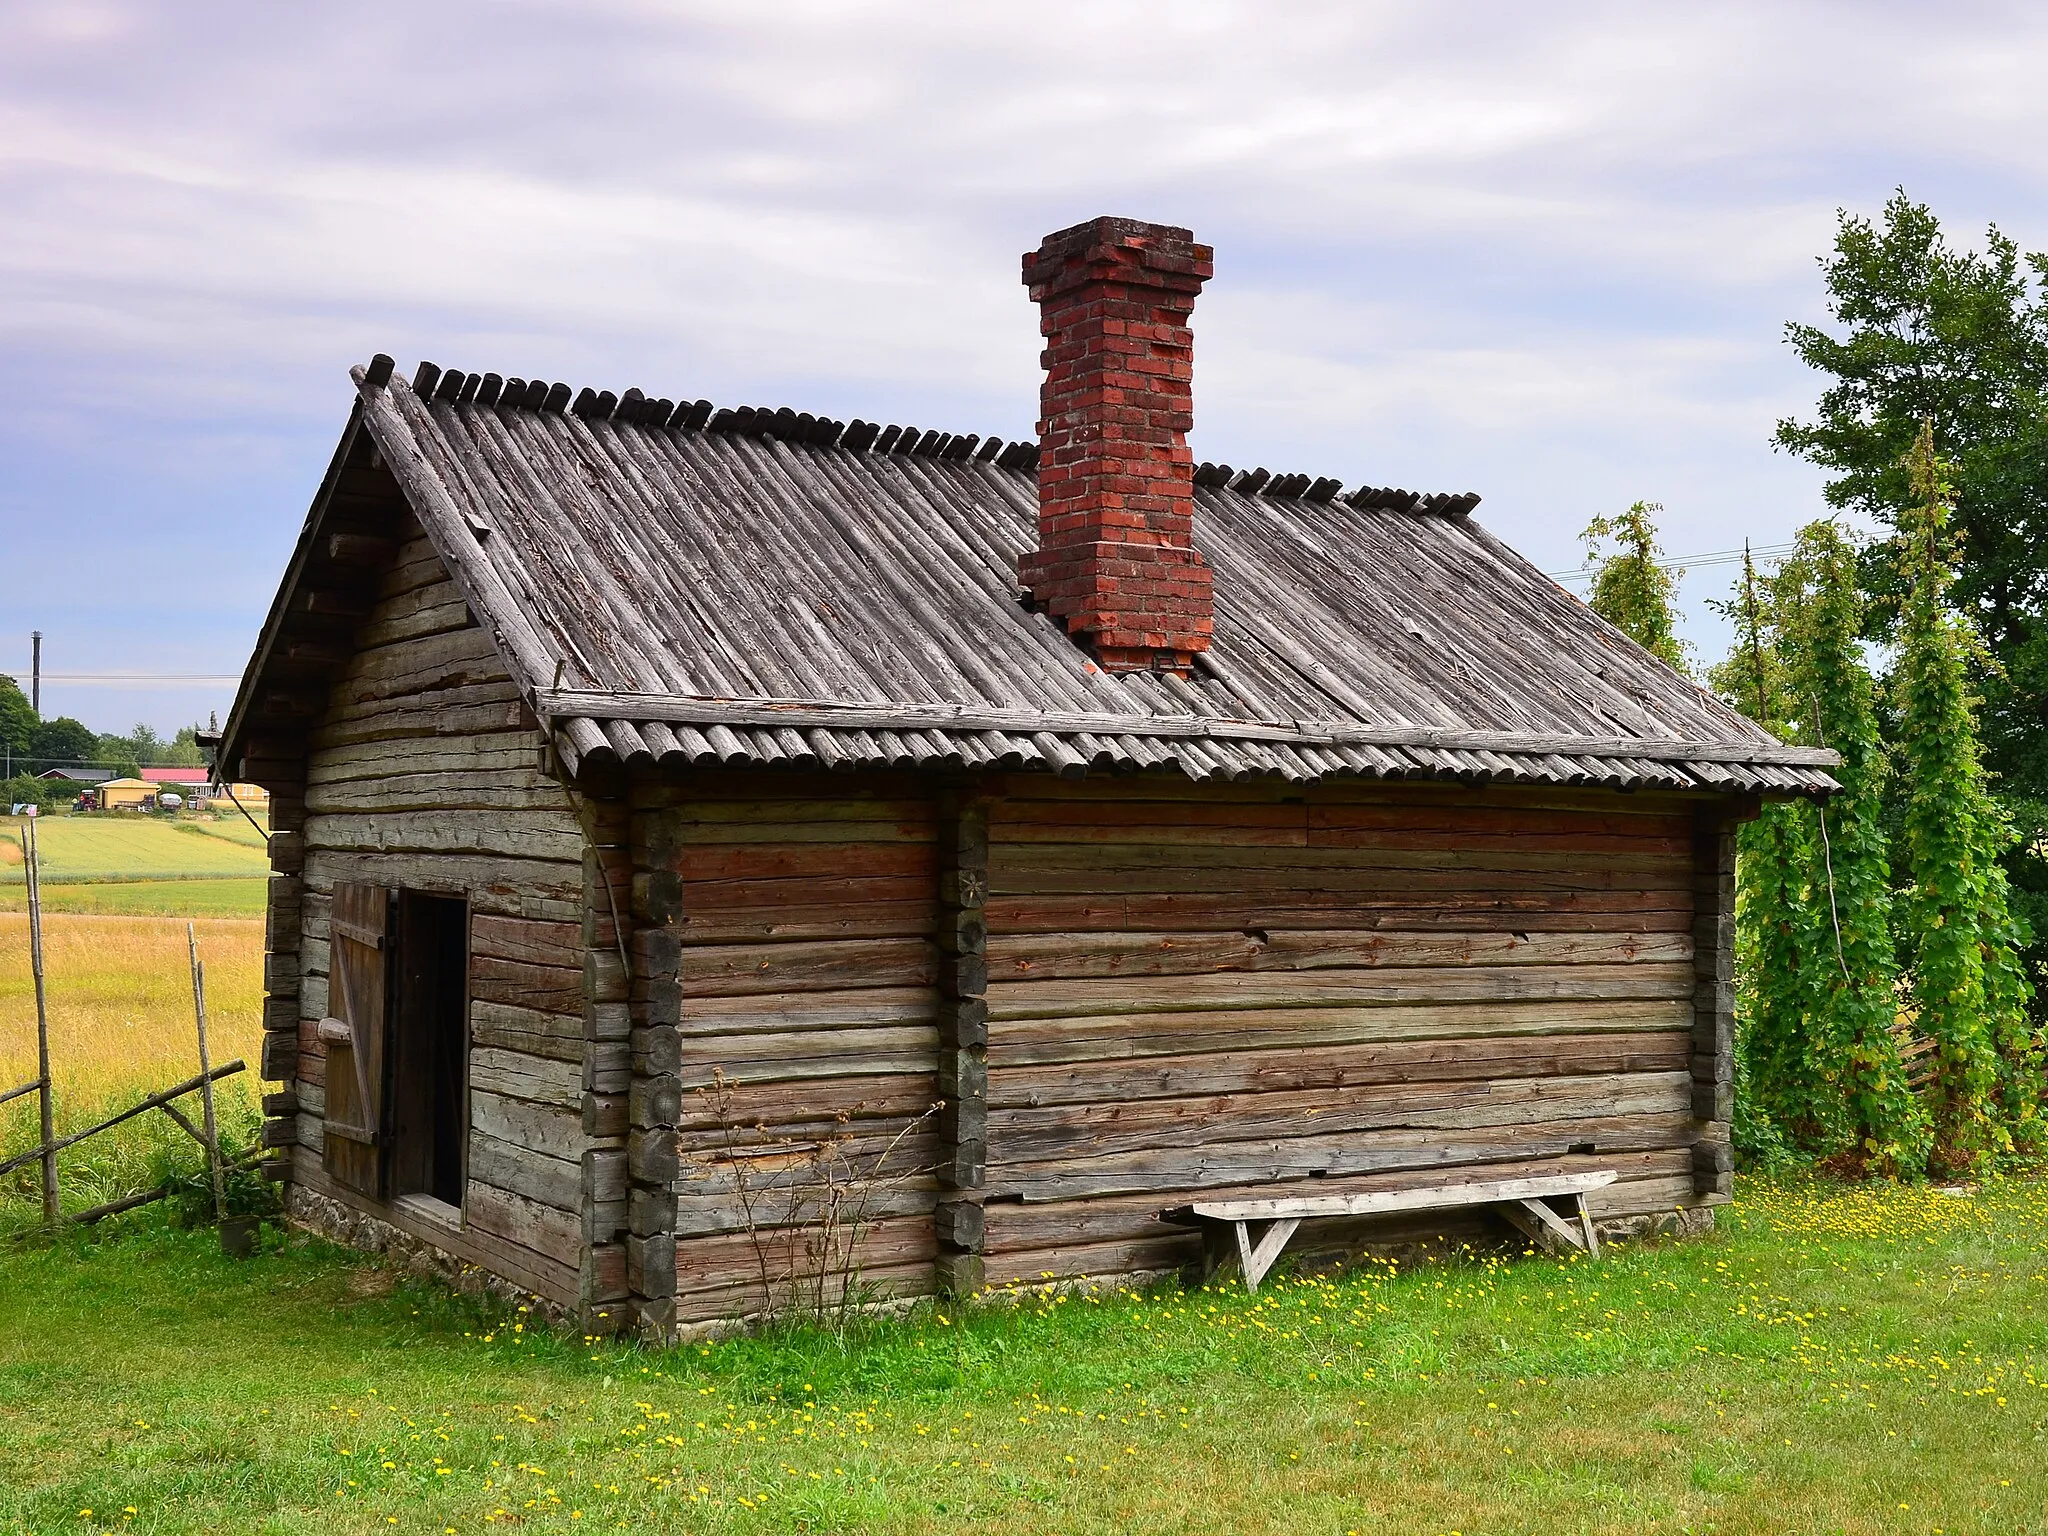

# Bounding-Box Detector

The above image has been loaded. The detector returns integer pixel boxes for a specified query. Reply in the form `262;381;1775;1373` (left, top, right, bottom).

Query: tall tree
1772;522;1928;1170
1775;189;2048;1021
28;716;98;771
1711;549;1811;1163
161;726;207;768
0;676;33;770
1894;424;2042;1165
1580;502;1690;673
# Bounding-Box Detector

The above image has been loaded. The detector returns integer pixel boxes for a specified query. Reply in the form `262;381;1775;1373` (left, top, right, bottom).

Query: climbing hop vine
1893;422;2043;1167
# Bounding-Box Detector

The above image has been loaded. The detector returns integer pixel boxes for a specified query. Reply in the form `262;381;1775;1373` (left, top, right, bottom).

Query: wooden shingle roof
224;360;1838;794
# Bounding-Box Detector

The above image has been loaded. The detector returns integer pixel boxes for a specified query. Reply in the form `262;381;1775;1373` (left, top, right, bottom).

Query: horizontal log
306;770;567;815
677;900;940;945
674;1184;936;1238
682;875;935;916
304;808;585;863
675;1072;939;1132
305;731;542;784
679;985;938;1036
302;853;581;911
674;1212;936;1293
471;998;582;1040
471;915;583;969
990;1031;1692;1108
988;1111;1699;1203
312;681;529;747
469;1129;581;1211
980;1234;1199;1287
679;937;938;997
470;1014;585;1065
992;820;1694;857
990;852;1688;897
333;623;505;698
352;594;472;651
998;838;1690;872
987;962;1696;1021
673;1259;935;1324
470;1088;583;1156
651;811;938;847
678;1025;939;1086
983;928;1691;982
987;1071;1691;1164
470;1046;583;1108
676;1119;939;1173
984;891;1692;936
986;998;1690;1067
471;954;583;1014
465;1180;583;1269
1590;1172;1715;1216
672;841;936;884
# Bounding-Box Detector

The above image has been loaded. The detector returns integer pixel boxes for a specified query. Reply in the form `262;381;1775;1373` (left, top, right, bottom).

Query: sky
3;0;2047;740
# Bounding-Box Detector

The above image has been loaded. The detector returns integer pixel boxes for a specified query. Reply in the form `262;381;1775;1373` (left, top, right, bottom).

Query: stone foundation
286;1186;574;1329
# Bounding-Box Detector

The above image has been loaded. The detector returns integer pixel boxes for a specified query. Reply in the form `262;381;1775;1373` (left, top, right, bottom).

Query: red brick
1020;218;1218;673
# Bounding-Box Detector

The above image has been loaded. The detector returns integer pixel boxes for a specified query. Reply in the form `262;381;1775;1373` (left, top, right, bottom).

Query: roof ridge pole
1018;216;1215;675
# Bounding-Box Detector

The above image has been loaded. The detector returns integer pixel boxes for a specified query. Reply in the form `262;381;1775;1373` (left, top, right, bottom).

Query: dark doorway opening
390;892;468;1210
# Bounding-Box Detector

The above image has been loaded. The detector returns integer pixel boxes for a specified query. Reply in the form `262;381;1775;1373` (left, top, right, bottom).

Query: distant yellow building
94;778;159;810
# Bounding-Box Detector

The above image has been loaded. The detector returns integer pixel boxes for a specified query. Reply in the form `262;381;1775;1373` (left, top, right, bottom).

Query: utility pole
30;631;41;716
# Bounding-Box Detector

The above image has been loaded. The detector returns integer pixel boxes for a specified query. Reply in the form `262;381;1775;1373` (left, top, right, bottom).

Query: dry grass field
0;912;266;1209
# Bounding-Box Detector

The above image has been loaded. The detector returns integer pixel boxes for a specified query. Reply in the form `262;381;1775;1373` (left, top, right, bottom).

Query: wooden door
320;882;393;1197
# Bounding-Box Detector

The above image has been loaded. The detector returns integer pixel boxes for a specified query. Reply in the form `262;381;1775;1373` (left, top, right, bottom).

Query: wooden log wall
967;775;1719;1287
272;518;609;1313
638;767;1738;1313
633;771;942;1325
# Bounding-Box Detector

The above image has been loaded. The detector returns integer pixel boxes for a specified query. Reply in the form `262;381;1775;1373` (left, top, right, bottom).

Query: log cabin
218;216;1837;1338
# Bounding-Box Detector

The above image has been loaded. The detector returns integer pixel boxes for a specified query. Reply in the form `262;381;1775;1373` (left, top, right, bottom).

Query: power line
1548;540;1799;584
1;672;241;686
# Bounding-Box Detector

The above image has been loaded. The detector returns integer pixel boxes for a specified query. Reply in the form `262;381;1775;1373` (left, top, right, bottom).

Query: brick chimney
1018;216;1215;673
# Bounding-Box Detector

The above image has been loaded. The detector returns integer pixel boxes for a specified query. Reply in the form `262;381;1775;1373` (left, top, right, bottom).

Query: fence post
189;923;226;1224
26;817;57;1225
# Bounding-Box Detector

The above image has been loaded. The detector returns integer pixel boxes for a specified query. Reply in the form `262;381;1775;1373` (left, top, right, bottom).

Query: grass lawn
0;1178;2044;1534
0;814;269;917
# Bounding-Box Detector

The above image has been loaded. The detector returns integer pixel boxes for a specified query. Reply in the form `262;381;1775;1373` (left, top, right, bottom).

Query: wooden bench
1162;1171;1619;1293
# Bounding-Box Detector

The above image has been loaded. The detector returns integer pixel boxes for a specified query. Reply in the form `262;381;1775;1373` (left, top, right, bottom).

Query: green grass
2;1177;2045;1534
1;815;270;883
0;876;268;917
0;815;269;916
172;816;271;851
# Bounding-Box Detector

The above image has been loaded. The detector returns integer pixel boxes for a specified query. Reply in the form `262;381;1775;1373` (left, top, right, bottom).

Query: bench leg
1504;1197;1586;1255
1576;1191;1600;1259
1236;1217;1301;1294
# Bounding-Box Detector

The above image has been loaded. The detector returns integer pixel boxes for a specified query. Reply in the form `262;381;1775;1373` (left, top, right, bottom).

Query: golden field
1;914;266;1206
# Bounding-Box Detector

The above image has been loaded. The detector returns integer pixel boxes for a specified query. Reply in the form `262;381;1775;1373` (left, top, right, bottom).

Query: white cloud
2;0;2046;729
